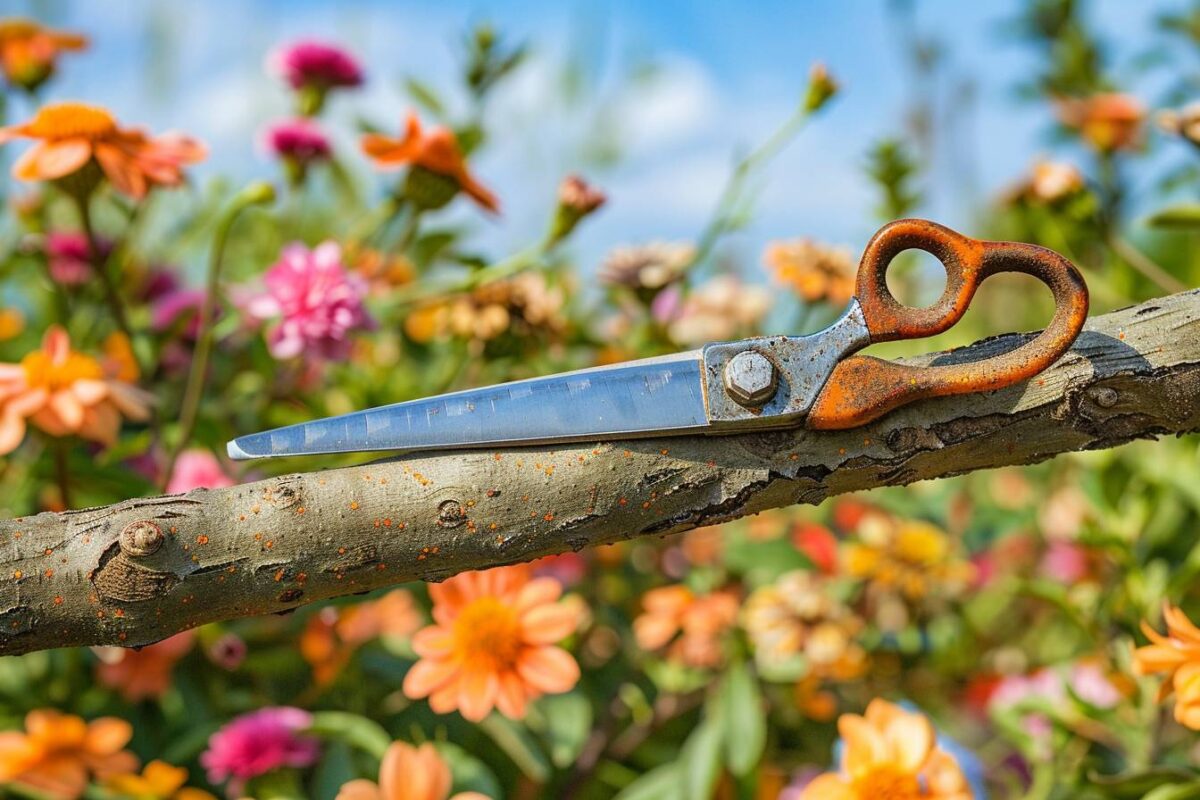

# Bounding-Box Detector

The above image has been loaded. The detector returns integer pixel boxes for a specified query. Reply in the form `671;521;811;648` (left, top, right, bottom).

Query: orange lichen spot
274;569;285;582
53;595;63;605
838;448;846;455
543;512;555;522
863;438;871;446
43;569;53;578
239;514;246;521
350;501;359;510
488;522;498;531
264;540;274;550
12;531;20;539
466;499;475;508
254;533;263;541
642;501;652;509
297;572;307;583
1118;330;1126;340
624;450;632;458
226;565;236;573
338;547;347;555
196;534;209;545
252;505;261;514
373;519;382;528
377;563;387;570
660;448;669;455
169;527;178;534
521;494;530;502
707;460;716;467
43;548;53;556
578;455;585;463
12;570;22;579
114;609;124;617
789;453;799;461
417;554;426;561
379;477;388;485
398;522;406;530
494;453;502;461
431;546;440;553
618;497;628;506
118;632;127;641
383;518;392;527
297;506;306;515
96;610;105;618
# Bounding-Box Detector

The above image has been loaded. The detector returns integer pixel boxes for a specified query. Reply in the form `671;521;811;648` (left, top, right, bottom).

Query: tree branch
4;290;1200;655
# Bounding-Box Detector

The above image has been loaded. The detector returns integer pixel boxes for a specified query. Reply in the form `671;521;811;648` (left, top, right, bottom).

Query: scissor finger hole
883;248;949;309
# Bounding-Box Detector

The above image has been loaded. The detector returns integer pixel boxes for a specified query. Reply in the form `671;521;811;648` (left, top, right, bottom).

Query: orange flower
1133;603;1200;729
0;326;153;455
361;112;499;212
402;565;582;722
0;18;87;92
104;760;216;800
1056;93;1144;153
95;631;194;702
335;741;487;800
0;709;139;799
764;239;857;307
302;590;423;686
633;585;740;669
800;700;972;800
0;101;205;198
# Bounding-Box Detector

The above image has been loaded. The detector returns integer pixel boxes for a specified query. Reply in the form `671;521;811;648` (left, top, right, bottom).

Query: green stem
73;194;134;343
53;439;72;509
1107;234;1187;295
161;182;274;489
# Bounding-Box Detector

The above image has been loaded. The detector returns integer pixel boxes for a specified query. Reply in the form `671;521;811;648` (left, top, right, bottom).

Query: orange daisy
0;101;206;199
0;709;139;799
0;18;87;92
94;631;195;702
801;700;972;800
633;584;740;669
335;741;487;800
402;564;582;722
1133;603;1200;729
361;112;499;212
104;760;216;800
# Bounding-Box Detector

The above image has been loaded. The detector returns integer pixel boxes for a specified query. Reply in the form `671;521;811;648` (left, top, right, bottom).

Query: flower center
28;102;118;140
852;766;923;800
452;597;522;671
21;349;102;391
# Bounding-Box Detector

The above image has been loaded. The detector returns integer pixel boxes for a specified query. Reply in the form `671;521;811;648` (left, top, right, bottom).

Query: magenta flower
167;449;235;494
247;241;373;360
268;40;363;91
44;231;112;286
263;118;331;165
200;707;319;793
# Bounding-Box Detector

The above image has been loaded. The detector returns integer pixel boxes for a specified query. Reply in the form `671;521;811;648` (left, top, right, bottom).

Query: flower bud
803;62;839;113
547;175;606;246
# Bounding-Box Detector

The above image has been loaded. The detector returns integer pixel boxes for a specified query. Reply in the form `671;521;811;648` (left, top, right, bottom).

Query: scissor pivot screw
724;351;777;407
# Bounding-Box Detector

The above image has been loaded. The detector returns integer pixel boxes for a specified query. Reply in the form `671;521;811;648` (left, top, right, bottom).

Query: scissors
227;219;1088;461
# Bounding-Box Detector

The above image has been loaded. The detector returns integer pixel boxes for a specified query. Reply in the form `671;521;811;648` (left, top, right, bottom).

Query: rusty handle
808;218;1089;430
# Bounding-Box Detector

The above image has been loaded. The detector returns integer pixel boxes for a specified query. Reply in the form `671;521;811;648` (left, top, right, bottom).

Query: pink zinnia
44;231;112;286
200;707;319;792
263;118;331;165
167;449;235;494
248;241;373;360
269;40;363;90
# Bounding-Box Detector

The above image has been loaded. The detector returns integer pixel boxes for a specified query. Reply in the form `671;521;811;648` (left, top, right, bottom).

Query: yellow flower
1133;603;1200;730
104;760;216;800
0;308;25;341
842;515;973;602
800;700;973;800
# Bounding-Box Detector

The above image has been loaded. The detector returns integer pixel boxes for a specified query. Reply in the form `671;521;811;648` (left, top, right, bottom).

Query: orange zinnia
0;18;87;92
335;741;487;800
0;709;139;799
361;112;499;212
1133;603;1200;729
104;760;216;800
402;564;582;722
0;101;205;199
801;700;972;800
633;584;739;669
94;631;195;702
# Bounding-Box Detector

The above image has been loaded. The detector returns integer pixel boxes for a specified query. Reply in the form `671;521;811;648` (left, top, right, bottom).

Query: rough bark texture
4;290;1200;656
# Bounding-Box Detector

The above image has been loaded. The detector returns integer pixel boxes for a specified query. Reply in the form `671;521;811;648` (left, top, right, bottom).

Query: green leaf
436;742;503;798
681;717;724;800
1147;204;1200;228
720;660;766;777
1142;781;1200;800
533;691;594;768
405;77;445;115
313;740;358;800
478;714;551;783
613;761;682;800
306;711;391;759
1089;767;1200;799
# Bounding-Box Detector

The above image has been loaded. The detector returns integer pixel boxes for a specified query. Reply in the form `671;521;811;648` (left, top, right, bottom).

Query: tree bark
4;290;1200;656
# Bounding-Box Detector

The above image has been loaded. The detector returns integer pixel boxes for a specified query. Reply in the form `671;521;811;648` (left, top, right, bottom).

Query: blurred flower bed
2;4;1200;799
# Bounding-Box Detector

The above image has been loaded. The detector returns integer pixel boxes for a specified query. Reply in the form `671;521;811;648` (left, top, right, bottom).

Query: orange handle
808;218;1089;430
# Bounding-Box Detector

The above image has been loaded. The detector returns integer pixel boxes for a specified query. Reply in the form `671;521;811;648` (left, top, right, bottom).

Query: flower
362;112;499;212
95;631;195;702
269;40;363;114
793;522;840;574
1159;103;1200;149
404;272;566;344
742;571;866;679
302;590;423;685
1133;604;1200;729
764;239;857;306
200;707;320;794
1028;160;1085;203
665;275;771;346
166;449;235;494
548;174;606;245
247;241;374;360
336;741;488;800
350;246;416;292
104;760;216;800
402;564;582;722
0;326;153;455
804;62;840;113
0;709;139;799
0;309;23;341
44;230;112;286
988;661;1120;742
800;699;973;800
842;515;974;603
0;101;205;198
151;288;207;339
0;18;87;92
599;242;695;295
1055;93;1144;153
633;584;740;669
263;118;332;184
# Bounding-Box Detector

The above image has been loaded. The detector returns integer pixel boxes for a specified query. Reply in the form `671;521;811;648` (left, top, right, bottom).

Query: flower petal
403;656;460;699
516;646;580;695
13;139;92;181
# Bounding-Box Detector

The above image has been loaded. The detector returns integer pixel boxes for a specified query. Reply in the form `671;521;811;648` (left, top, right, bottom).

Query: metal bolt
119;520;163;557
724;351;778;407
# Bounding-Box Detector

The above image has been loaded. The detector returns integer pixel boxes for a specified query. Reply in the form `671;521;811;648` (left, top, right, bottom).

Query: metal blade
227;351;709;459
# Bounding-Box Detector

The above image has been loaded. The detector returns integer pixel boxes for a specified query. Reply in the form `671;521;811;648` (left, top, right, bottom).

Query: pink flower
269;40;363;91
44;231;112;286
151;288;207;338
200;707;319;794
263;118;331;165
248;241;374;360
167;449;235;494
1039;540;1089;583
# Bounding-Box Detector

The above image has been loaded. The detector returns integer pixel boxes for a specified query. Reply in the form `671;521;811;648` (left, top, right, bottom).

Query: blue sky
7;1;1172;272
